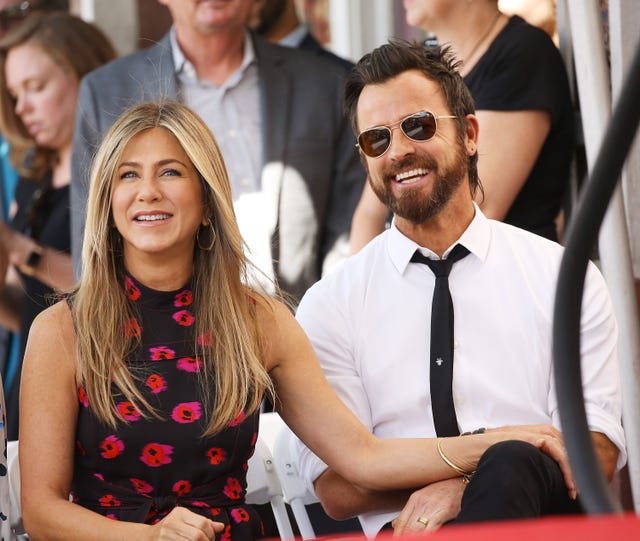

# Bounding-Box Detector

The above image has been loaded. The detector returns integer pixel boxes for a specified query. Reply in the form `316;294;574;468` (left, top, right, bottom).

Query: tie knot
410;244;470;278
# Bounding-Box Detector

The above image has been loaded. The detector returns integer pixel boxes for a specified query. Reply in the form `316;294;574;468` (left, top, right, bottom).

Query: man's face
356;69;470;226
158;0;254;36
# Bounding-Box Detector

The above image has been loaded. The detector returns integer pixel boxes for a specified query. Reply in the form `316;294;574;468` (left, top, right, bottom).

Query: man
294;42;625;536
250;0;352;70
71;0;364;302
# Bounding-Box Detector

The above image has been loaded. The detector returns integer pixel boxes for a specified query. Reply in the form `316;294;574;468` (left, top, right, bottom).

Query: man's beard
370;146;468;225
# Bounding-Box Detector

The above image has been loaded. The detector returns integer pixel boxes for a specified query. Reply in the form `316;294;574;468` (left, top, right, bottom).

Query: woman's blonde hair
73;100;274;435
0;11;116;178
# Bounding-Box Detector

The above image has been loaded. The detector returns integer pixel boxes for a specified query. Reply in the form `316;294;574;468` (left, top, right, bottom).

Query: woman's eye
161;168;181;177
119;170;137;180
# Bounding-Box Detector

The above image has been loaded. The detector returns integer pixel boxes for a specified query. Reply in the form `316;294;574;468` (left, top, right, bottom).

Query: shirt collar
387;202;491;274
169;26;256;81
278;23;310;48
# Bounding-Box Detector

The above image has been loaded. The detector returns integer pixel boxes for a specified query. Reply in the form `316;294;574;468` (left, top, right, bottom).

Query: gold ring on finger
416;516;429;526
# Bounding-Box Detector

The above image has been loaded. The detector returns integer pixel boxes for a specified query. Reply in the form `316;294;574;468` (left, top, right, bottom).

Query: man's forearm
591;431;619;481
314;468;412;520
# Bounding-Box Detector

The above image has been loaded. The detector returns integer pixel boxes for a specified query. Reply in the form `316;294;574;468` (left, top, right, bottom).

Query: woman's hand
146;507;225;541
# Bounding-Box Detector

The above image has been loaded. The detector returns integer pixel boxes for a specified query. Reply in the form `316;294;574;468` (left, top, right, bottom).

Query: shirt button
241;178;250;188
229;129;237;138
454;339;459;349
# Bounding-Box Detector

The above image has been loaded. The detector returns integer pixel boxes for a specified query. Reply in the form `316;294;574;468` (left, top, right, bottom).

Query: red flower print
140;443;173;467
197;332;211;346
172;310;195;327
229;411;246;427
172;480;191;496
130;478;153;494
174;289;193;307
231;508;250;523
106;514;118;520
177;356;202;373
94;473;105;481
210;507;221;517
78;386;89;407
116;401;141;421
251;432;258;446
100;435;124;459
223;477;243;500
76;440;86;457
99;494;121;507
124;317;142;338
124;276;141;301
149;346;175;360
146;374;167;394
171;402;202;424
206;447;226;465
221;524;231;541
192;501;210;509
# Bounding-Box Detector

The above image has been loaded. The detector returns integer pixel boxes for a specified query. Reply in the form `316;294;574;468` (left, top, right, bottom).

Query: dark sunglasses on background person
356;110;457;158
0;1;33;33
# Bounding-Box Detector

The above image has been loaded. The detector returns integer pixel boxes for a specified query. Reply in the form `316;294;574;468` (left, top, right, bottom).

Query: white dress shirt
294;205;626;537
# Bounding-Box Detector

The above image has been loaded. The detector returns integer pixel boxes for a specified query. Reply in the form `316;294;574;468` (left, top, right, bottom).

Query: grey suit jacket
71;32;364;301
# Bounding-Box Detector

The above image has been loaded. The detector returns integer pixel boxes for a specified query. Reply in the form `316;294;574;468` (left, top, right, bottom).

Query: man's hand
391;478;465;536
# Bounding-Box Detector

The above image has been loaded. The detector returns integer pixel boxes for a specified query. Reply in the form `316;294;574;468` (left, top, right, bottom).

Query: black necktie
411;244;470;437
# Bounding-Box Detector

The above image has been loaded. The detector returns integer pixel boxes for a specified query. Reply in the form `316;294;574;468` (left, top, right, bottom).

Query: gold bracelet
437;438;475;484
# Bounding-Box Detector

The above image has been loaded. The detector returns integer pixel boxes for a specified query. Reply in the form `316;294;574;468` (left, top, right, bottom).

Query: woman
350;0;574;251
19;101;574;541
0;12;116;439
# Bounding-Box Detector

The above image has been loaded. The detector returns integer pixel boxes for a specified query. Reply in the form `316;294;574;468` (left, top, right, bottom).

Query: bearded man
293;41;625;537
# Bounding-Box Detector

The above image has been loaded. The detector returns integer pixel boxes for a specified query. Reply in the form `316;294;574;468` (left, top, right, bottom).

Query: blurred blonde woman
0;11;115;439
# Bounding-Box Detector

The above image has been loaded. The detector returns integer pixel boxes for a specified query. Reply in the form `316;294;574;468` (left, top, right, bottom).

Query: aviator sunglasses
356;110;457;158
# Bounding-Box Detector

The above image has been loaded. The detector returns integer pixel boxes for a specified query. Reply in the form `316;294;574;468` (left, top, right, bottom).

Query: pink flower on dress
124;276;141;301
124;317;142;338
177;356;202;373
146;374;167;394
172;310;195;327
171;402;202;424
130;478;154;494
172;480;192;496
206;447;226;465
149;346;175;360
116;401;141;421
229;411;246;427
223;477;242;500
174;290;193;307
140;443;173;467
78;386;89;407
99;494;121;507
231;507;250;523
100;435;124;459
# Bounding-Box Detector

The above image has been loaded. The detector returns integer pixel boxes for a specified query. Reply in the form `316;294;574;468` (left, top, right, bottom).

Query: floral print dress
72;275;263;540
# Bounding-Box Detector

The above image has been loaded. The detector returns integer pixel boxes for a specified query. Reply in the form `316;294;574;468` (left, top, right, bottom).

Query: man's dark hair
345;40;480;195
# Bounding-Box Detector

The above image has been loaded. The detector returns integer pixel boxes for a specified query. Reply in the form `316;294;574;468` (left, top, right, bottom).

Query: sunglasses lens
401;112;437;141
359;128;391;158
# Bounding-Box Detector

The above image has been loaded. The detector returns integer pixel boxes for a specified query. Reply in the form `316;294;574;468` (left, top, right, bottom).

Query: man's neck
395;198;476;257
175;26;246;85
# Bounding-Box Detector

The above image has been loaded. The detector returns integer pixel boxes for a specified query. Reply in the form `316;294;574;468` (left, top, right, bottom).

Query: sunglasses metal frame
356;110;457;158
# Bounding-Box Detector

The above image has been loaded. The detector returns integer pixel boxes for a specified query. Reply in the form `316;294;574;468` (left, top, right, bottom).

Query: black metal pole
553;41;640;513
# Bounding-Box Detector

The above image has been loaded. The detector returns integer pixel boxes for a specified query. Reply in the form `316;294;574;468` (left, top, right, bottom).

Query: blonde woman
20;101;573;541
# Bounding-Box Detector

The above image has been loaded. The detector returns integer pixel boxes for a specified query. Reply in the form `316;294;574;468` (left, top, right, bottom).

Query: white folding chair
246;429;295;541
272;423;319;540
7;440;28;540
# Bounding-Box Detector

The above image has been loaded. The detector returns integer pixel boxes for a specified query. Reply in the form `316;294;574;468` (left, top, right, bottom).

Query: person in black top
350;0;574;249
0;12;115;439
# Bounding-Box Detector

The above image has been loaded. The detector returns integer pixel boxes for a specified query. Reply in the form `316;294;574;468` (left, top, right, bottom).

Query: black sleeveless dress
72;274;263;540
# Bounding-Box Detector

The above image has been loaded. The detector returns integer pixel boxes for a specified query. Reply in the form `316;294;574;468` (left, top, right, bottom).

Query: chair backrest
7;440;27;540
246;420;295;541
272;423;319;540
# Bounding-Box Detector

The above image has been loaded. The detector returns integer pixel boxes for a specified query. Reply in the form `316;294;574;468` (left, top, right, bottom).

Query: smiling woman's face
111;127;207;268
